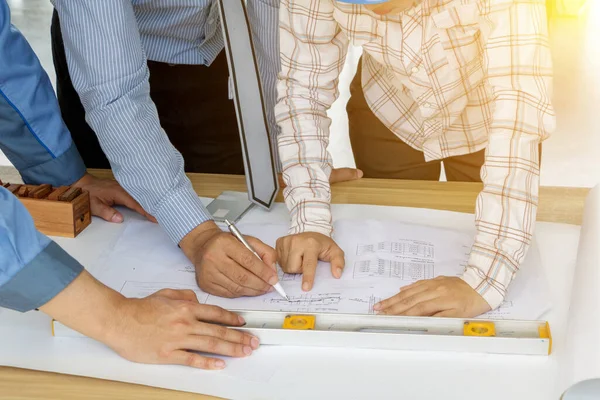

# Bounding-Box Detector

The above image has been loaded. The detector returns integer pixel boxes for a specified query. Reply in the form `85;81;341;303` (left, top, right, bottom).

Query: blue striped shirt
51;0;280;243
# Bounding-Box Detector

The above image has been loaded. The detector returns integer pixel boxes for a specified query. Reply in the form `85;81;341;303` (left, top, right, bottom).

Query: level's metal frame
233;310;552;356
52;310;551;356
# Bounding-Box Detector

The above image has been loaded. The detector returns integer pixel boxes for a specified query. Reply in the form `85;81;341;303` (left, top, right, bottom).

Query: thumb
322;244;345;279
91;200;124;223
247;237;278;269
328;251;345;279
111;188;156;223
329;168;364;184
167;289;199;302
154;289;199;302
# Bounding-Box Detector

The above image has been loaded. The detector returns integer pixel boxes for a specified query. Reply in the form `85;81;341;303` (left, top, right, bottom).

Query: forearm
0;0;85;186
52;0;211;243
276;0;348;235
461;0;555;309
41;270;259;370
277;86;337;236
463;132;541;308
39;270;124;343
0;188;83;312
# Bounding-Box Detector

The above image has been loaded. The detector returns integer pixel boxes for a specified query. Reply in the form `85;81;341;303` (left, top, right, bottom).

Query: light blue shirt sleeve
0;188;84;312
51;0;213;244
0;0;86;187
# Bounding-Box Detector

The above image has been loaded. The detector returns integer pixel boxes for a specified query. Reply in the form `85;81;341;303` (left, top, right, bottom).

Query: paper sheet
7;197;582;399
91;219;551;320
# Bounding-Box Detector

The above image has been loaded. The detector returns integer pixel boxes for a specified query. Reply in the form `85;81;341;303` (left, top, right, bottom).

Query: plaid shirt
275;0;555;309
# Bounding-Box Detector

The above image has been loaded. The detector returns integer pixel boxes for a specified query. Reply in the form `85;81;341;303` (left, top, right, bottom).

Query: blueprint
90;219;551;320
357;240;435;258
352;259;435;280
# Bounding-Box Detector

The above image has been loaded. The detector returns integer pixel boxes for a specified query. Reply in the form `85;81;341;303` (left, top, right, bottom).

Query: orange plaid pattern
275;0;555;309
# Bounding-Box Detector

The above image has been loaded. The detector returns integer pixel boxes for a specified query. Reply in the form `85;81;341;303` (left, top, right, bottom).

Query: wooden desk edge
1;171;590;399
89;169;590;226
0;367;220;400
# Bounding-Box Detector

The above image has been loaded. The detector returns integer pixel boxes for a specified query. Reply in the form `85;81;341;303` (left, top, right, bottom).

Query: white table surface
0;199;585;399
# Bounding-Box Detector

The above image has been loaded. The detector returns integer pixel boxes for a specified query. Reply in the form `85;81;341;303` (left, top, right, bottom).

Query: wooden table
0;172;589;399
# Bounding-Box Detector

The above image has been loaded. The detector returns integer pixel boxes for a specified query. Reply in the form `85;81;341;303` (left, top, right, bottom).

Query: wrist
101;295;139;353
290;224;333;238
95;290;128;345
179;220;222;263
460;269;498;310
39;270;127;344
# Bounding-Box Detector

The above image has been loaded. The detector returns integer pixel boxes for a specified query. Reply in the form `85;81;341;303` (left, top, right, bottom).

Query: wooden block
59;187;82;202
16;184;38;197
18;190;91;238
28;184;53;199
16;185;30;197
5;184;21;194
48;186;70;201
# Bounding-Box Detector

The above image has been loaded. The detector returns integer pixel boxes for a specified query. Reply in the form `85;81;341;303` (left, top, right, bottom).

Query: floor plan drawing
482;301;517;319
263;293;343;313
353;259;435;280
94;218;551;322
347;294;383;314
278;272;302;282
357;240;435;258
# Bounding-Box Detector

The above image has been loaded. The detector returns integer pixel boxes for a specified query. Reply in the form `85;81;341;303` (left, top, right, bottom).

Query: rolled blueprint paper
562;184;600;392
562;379;600;400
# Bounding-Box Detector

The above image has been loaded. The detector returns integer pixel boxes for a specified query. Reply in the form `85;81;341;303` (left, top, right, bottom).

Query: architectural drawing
353;258;434;280
482;301;516;319
278;272;302;282
357;240;434;258
264;293;342;313
347;294;383;314
96;219;550;323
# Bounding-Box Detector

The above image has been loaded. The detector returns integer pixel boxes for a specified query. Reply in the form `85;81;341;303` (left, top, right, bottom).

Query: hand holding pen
225;220;290;300
180;220;281;298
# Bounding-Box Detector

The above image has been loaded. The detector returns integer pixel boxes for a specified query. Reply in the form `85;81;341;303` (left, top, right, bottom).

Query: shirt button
411;66;419;74
423;102;435;108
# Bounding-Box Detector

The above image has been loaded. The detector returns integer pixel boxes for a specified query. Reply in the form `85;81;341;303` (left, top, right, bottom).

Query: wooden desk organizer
2;181;91;238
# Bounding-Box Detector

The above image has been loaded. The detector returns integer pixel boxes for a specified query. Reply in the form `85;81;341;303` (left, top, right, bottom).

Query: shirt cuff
460;246;517;310
287;200;334;237
19;142;87;187
152;186;213;244
0;241;83;312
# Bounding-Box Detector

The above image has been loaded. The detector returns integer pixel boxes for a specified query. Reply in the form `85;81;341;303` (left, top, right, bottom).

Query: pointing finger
301;249;319;291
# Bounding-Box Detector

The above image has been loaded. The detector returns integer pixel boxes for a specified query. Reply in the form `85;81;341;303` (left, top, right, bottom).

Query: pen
224;219;290;301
